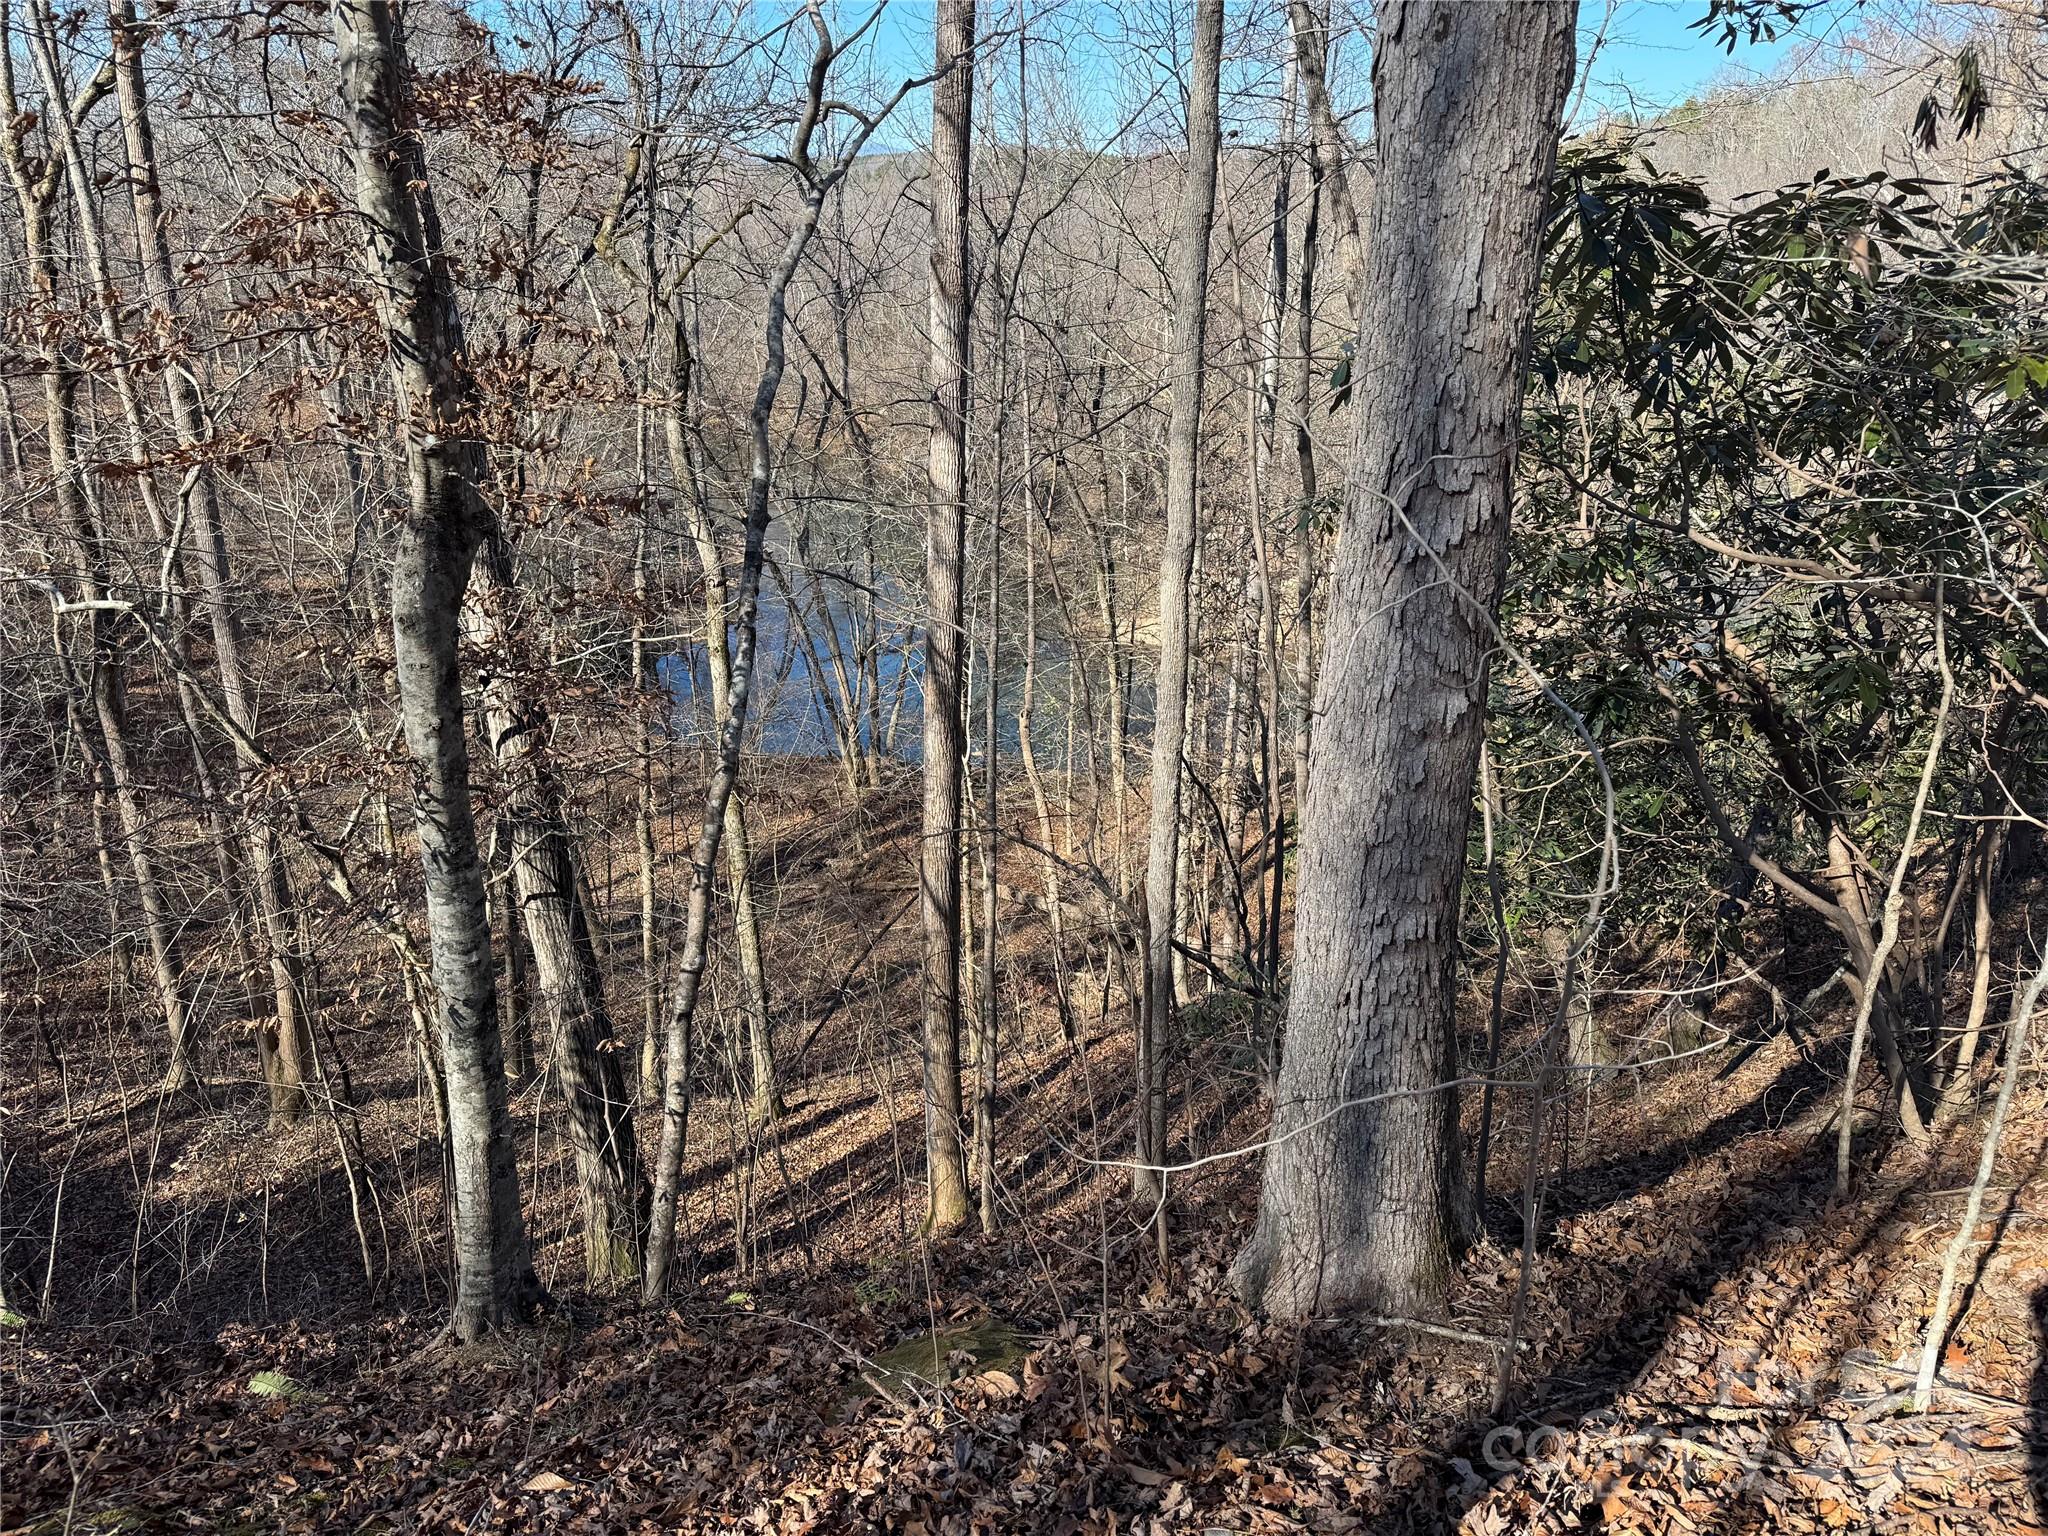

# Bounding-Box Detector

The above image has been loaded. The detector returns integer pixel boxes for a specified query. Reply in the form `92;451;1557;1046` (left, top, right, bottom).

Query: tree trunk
1292;155;1323;839
644;25;896;1289
1286;0;1366;322
333;0;536;1341
106;0;313;1126
0;40;203;1096
633;514;663;1104
973;384;1003;1236
919;0;976;1236
657;323;781;1124
1017;377;1075;1042
1942;823;2007;1114
1232;0;1575;1320
472;541;649;1284
1136;0;1223;1208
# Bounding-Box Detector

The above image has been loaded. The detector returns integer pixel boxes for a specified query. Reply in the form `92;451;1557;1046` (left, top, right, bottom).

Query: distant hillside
1614;20;2044;202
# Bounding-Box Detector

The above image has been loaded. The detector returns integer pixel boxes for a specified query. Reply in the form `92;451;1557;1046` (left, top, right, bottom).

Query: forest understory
4;0;2047;1530
5;763;2045;1536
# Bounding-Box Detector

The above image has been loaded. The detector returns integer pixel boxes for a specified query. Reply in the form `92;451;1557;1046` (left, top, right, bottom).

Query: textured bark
333;0;536;1341
1286;0;1365;320
1232;0;1575;1320
1291;110;1324;848
473;543;648;1284
1136;0;1224;1206
919;0;975;1235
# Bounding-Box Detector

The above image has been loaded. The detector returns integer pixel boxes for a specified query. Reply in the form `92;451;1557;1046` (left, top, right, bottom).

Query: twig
1912;939;2047;1410
1837;581;1952;1193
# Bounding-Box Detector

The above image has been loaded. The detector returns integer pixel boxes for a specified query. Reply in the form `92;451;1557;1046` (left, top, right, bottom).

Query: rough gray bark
1135;0;1224;1208
1286;0;1365;321
1290;56;1325;862
472;541;648;1285
920;0;975;1235
1232;0;1576;1319
332;0;536;1341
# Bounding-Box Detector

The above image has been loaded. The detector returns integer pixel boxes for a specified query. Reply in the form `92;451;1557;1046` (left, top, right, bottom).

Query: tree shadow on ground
1372;1128;1843;1531
2031;1284;2048;1520
1497;1042;1834;1237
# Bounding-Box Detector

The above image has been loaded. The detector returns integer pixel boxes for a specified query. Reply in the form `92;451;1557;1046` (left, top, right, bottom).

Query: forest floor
3;767;2045;1534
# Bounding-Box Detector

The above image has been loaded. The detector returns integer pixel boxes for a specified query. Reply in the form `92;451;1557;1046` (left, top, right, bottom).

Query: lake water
658;584;1149;763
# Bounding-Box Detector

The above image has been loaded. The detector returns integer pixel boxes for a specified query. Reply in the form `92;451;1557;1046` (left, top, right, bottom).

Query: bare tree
333;0;538;1340
0;9;201;1097
645;5;930;1292
106;0;314;1127
1232;0;1576;1319
1135;0;1224;1211
473;541;649;1284
920;0;976;1236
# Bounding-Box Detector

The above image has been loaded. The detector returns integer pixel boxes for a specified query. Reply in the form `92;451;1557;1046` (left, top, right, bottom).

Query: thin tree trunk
1232;0;1575;1320
658;330;781;1124
1941;824;2006;1114
1292;149;1324;826
974;388;1003;1235
1136;0;1223;1209
644;23;902;1289
472;540;648;1284
1017;373;1075;1042
633;514;663;1104
1912;940;2046;1409
920;0;976;1235
105;0;313;1126
0;34;200;1095
1286;0;1365;322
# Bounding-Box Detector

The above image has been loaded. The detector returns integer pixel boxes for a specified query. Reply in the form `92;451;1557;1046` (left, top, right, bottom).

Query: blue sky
1579;0;1865;116
840;0;1867;143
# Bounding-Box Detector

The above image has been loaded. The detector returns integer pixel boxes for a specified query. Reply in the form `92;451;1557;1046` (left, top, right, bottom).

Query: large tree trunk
1232;0;1575;1320
919;0;975;1236
333;0;536;1341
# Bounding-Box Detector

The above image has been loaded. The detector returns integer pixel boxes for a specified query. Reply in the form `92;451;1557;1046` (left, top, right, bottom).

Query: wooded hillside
3;2;2047;1531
